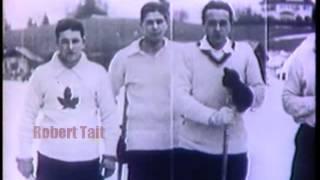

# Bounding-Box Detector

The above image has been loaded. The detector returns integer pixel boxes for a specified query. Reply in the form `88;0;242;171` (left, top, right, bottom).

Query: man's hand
209;107;236;126
100;155;116;178
16;158;34;178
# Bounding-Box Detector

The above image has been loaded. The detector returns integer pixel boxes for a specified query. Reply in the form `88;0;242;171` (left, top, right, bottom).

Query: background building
261;0;314;21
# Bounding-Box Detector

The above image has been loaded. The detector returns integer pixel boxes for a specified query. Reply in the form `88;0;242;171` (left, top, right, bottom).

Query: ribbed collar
50;51;90;78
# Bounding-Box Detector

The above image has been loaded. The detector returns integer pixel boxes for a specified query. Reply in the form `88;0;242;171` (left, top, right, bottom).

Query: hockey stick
221;125;229;180
117;138;124;180
117;163;123;180
248;41;268;84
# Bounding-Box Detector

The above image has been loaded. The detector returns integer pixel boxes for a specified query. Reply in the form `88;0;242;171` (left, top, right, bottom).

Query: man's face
204;9;231;47
57;29;84;64
141;11;168;43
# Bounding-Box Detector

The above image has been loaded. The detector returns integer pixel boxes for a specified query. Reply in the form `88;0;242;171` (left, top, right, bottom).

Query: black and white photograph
3;0;316;180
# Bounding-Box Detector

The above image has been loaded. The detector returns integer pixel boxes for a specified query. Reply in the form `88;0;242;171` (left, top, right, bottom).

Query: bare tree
173;9;188;22
27;17;36;28
42;13;50;26
73;0;107;19
159;0;170;11
4;18;11;31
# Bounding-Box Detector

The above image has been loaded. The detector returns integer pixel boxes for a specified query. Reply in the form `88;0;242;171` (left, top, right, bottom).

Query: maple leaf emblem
57;86;79;109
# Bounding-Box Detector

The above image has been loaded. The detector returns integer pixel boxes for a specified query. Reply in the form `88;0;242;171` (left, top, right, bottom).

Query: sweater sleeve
282;57;315;119
108;52;126;99
97;71;120;157
17;69;43;159
174;50;217;125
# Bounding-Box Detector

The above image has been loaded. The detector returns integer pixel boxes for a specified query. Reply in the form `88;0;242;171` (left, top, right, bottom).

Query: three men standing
16;1;268;180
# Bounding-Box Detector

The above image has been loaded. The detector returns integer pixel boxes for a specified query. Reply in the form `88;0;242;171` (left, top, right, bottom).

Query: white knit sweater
282;33;315;127
17;52;119;161
174;38;265;155
109;38;182;151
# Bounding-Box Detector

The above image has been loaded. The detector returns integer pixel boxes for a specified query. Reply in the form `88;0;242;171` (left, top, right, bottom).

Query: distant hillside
4;18;142;67
4;18;267;68
267;25;314;51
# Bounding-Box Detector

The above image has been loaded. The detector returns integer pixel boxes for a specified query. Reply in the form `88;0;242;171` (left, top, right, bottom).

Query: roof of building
4;47;45;62
260;0;314;5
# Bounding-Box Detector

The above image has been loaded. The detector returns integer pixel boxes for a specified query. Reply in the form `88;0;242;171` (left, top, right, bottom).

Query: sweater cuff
104;137;118;157
17;143;33;159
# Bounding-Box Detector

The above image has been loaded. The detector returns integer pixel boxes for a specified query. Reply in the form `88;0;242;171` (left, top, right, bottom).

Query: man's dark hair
55;18;85;40
201;1;234;25
140;2;169;24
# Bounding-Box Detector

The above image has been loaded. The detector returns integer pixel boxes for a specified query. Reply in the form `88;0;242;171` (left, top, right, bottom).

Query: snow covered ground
3;75;298;180
271;33;312;42
244;75;299;180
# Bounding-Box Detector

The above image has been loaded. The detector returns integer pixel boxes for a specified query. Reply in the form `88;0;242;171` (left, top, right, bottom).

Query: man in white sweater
282;9;315;179
173;1;265;180
16;18;119;180
108;2;178;180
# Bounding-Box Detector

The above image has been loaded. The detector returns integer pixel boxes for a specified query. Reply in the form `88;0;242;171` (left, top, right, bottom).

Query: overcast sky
4;0;315;29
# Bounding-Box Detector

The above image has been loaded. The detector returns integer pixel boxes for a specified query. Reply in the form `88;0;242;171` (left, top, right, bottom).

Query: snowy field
3;74;298;180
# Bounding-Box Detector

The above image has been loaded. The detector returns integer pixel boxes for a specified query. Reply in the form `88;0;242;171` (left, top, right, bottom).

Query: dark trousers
36;152;100;180
127;150;174;180
174;149;248;180
290;125;315;180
